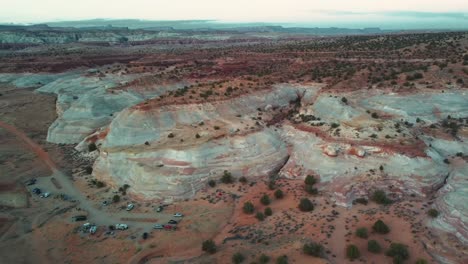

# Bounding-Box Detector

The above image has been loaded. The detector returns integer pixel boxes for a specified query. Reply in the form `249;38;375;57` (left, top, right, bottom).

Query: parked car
32;188;41;195
173;213;183;217
89;225;97;234
153;224;163;229
40;192;50;198
115;224;128;230
156;206;163;212
126;203;134;211
73;215;87;221
102;201;109;206
163;224;177;231
26;179;37;186
168;220;178;225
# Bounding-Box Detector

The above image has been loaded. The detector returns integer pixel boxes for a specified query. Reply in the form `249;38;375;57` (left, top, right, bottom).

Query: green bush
305;185;318;195
303;242;324;257
371;190;392;204
260;194;271;205
268;181;276;190
299;198;314;212
367;240;381;253
372;220;390;234
112;195;120;203
95;181;105;188
428;209;439;218
304;175;317;185
258;254;270;263
243;201;255;214
355;227;368;239
274;189;284;199
276;255;288;264
202;239;217;254
386;243;409;263
346;244;360;260
208;180;216;187
264;207;273;216
415;259;428;264
221;170;234;184
232;252;245;264
239;176;248;183
256;212;265;221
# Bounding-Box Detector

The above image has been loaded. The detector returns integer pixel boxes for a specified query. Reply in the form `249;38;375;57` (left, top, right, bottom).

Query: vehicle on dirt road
153;224;163;229
73;215;87;221
40;192;50;198
126;203;134;211
173;213;183;217
156;206;163;212
115;224;128;230
163;224;177;231
32;188;41;195
168;220;178;225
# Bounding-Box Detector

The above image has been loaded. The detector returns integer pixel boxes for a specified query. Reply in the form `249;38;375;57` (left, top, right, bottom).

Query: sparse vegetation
276;255;288;264
259;254;270;263
346;244;360;260
264;207;273;216
221;170;234;184
367;240;381;253
88;142;97;152
355;227;368;239
112;195;120;203
274;189;284;199
260;194;271;205
208;179;216;187
232;252;245;264
386;243;409;263
373;220;390;234
371;190;392;204
243;201;255;214
202;239;217;254
256;212;265;221
303;242;324;257
299;198;314;212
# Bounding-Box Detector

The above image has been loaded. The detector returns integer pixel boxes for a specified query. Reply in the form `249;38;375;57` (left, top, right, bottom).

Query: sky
1;0;468;29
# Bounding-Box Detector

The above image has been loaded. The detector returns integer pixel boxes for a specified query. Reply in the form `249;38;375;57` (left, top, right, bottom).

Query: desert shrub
304;175;317;185
428;209;439;218
167;133;174;138
232;252;245;264
260;194;271;205
355;227;368;239
305;185;318;195
299;198;314;212
95;181;105;188
346;244;360;260
268;181;276;190
88;142;97;152
371;190;392;204
142;232;148;240
276;255;288;264
331;123;340;128
274;189;284;199
214;126;220;130
208;180;216;187
243;201;255;214
112;195;120;203
264;207;273;216
195;133;201;138
415;259;428;264
386;243;409;263
202;239;217;254
221;170;233;184
367;240;381;253
341;97;348;104
303;242;324;257
239;176;248;183
353;198;368;205
258;254;270;263
372;220;390;234
256;212;265;221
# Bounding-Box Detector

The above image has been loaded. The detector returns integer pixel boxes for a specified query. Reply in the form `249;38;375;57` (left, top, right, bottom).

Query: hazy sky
1;0;468;29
